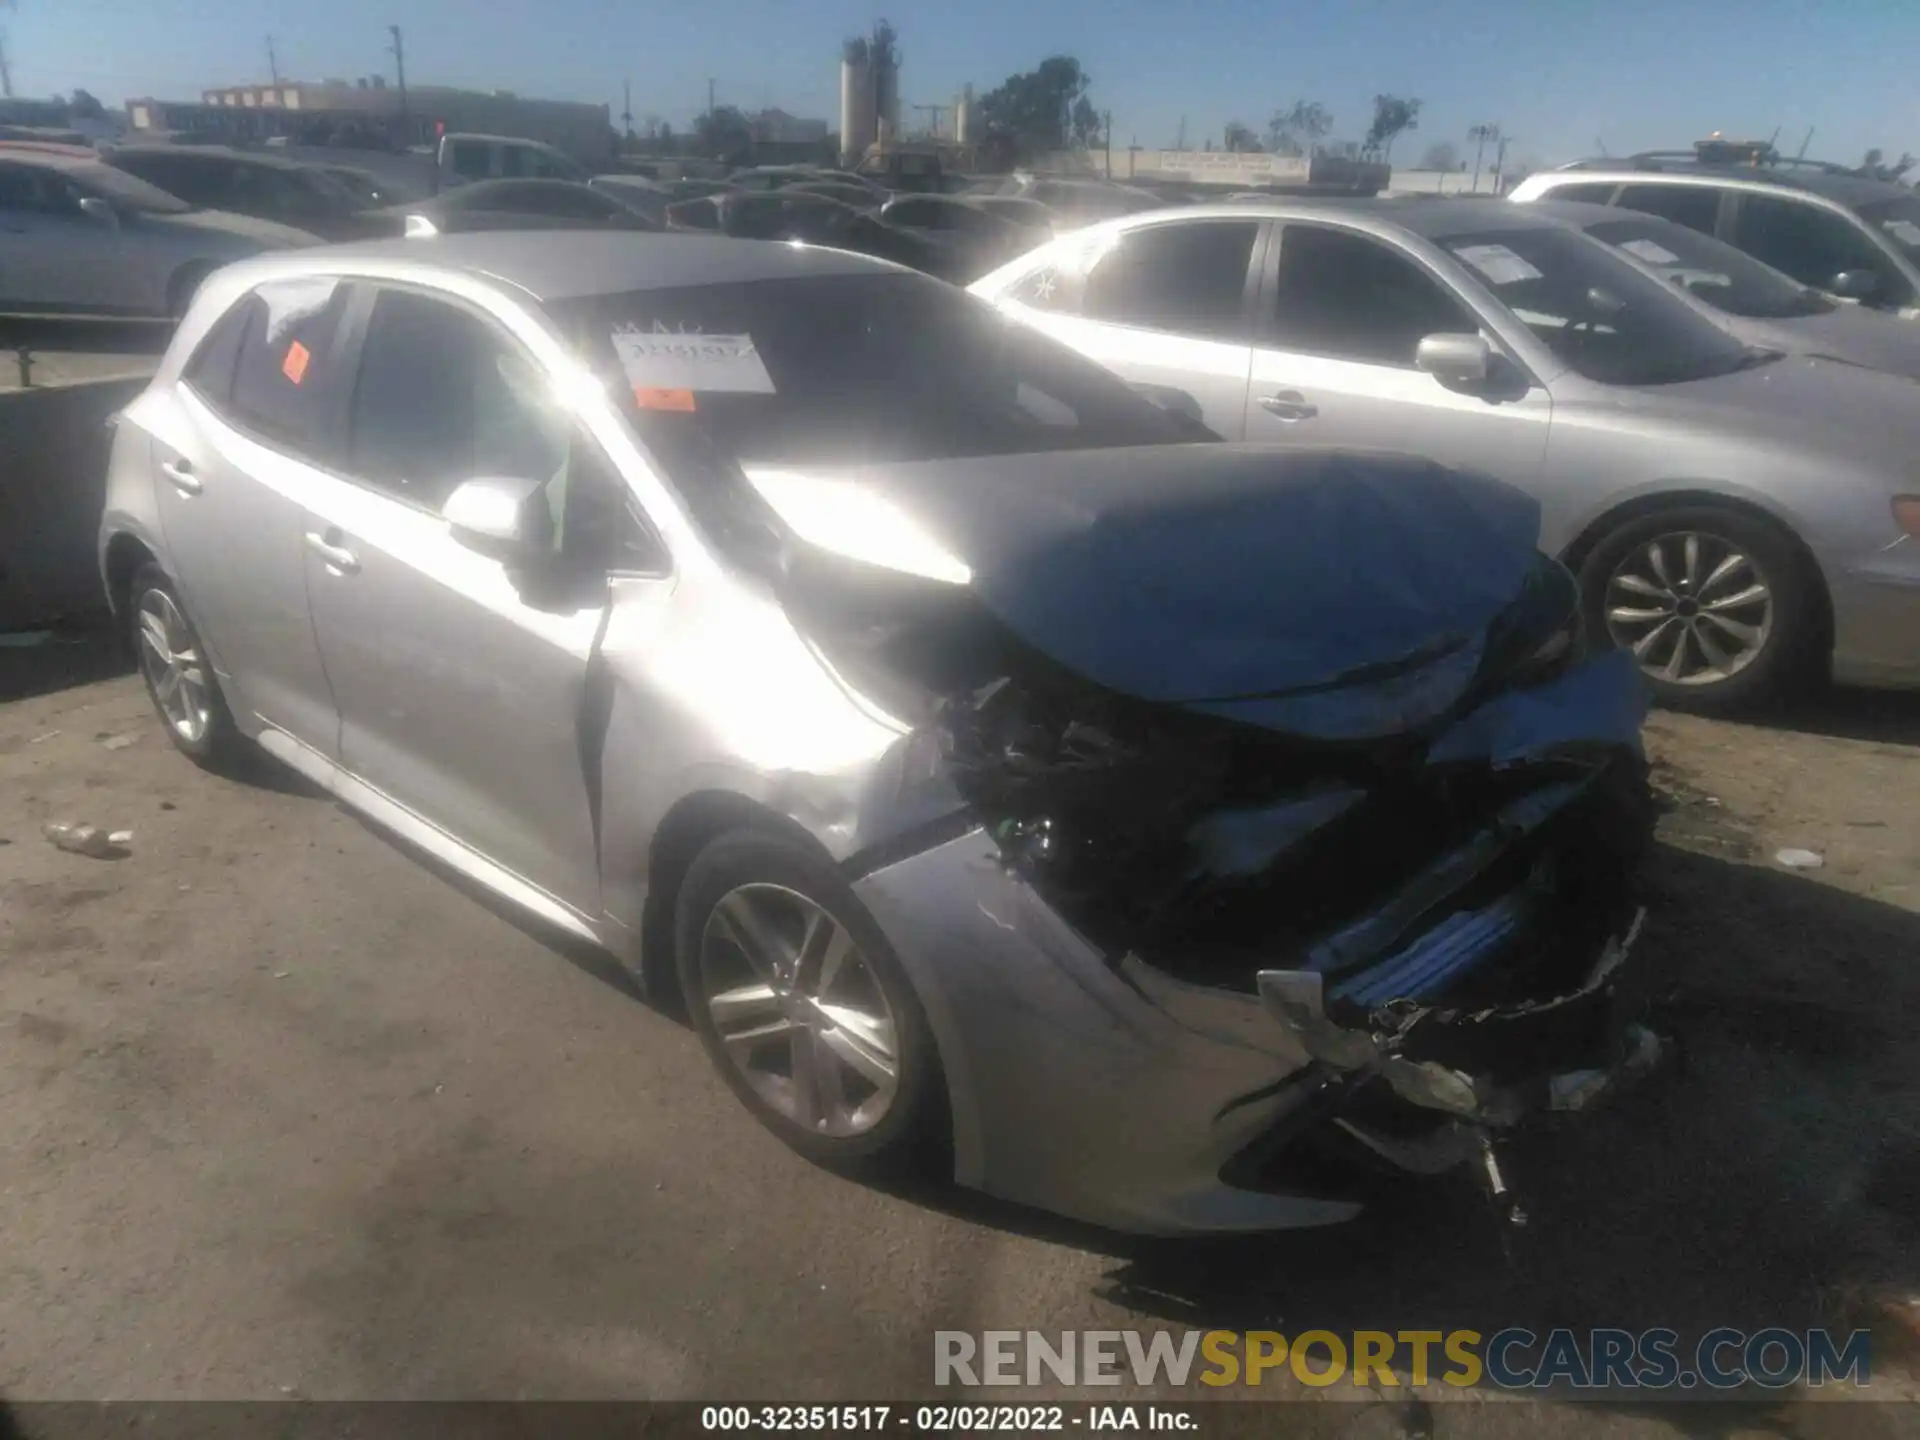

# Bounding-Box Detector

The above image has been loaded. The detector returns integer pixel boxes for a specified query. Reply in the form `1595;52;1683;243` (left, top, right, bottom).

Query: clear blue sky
10;0;1918;169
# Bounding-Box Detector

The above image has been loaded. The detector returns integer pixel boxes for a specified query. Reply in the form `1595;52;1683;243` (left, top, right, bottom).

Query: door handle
159;457;203;494
1258;391;1319;422
304;531;360;575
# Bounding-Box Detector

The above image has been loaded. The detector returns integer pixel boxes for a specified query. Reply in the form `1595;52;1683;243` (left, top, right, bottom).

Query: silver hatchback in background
0;145;318;318
971;199;1920;707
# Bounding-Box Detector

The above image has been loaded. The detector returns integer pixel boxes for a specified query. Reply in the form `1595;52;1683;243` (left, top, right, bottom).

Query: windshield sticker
633;387;697;412
281;341;311;385
610;324;775;395
1671;267;1732;290
1619;238;1681;266
1882;219;1920;247
1453;244;1543;286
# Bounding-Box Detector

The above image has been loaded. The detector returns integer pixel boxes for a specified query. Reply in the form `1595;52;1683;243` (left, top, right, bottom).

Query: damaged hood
746;446;1550;739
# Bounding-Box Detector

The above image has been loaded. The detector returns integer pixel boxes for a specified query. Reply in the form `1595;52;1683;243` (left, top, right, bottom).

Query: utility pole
1103;109;1112;179
266;35;280;85
1175;115;1187;151
1492;133;1512;193
622;79;634;146
707;77;715;118
0;0;16;101
388;24;409;142
1469;123;1499;194
1795;126;1815;160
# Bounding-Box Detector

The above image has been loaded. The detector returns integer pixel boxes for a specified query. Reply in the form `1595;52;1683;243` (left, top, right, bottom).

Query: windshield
1586;216;1835;319
1438;226;1755;385
553;271;1195;472
70;162;190;214
1856;194;1920;260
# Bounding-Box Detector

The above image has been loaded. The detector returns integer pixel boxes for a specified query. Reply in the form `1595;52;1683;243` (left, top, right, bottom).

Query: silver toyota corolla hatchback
101;233;1662;1234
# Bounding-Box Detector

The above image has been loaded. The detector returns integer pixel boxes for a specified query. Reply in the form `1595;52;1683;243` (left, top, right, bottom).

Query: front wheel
1578;506;1820;711
674;829;945;1173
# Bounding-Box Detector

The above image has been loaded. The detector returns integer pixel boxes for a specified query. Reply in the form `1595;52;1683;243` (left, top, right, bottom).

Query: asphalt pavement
2;640;1918;1430
0;319;166;392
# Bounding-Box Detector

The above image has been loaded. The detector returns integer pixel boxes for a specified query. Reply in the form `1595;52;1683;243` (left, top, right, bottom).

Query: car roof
0;144;109;170
1531;162;1911;209
1521;197;1654;228
245;231;892;301
110;143;314;173
1113;195;1571;240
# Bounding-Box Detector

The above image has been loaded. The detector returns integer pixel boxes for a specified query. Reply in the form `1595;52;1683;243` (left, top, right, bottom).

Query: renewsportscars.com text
934;1328;1873;1391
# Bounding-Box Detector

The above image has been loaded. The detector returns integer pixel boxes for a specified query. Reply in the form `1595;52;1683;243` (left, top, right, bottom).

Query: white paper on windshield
1452;244;1542;286
609;325;776;394
1619;238;1681;266
1883;219;1920;247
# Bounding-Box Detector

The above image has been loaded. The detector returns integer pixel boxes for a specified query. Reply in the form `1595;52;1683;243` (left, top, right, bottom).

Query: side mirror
1828;269;1879;300
77;196;120;228
1128;382;1205;423
1415;332;1494;389
442;476;552;557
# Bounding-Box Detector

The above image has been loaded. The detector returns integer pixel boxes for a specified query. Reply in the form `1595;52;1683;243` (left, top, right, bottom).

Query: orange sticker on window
281;341;311;385
633;386;696;412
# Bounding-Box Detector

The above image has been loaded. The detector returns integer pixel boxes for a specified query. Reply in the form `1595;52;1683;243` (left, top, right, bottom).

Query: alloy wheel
136;587;213;743
698;883;900;1139
1603;530;1774;687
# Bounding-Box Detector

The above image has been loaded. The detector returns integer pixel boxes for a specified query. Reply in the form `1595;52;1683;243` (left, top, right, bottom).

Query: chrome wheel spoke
1682;534;1702;589
711;891;789;984
1611;573;1667;600
1659;625;1692;679
1700;611;1762;648
140;611;171;663
1698;551;1748;597
1645;540;1676;589
156;666;182;703
721;1014;796;1064
1704;583;1767;613
1691;620;1736;673
815;1007;897;1091
709;981;782;1028
1630;616;1681;658
1607;605;1671;626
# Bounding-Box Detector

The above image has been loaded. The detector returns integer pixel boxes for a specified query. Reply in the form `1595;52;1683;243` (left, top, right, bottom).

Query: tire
1577;505;1821;712
128;564;245;769
675;828;945;1173
165;263;213;322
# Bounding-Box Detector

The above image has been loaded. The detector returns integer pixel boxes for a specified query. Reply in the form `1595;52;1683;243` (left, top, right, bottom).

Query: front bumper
1831;553;1920;690
852;827;1663;1237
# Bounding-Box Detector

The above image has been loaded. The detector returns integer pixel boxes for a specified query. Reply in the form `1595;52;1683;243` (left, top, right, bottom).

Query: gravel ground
2;636;1917;1434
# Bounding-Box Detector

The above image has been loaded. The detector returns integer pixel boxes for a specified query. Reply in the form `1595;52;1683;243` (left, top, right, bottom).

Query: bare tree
1224;119;1262;152
1362;94;1422;163
1265;100;1331;157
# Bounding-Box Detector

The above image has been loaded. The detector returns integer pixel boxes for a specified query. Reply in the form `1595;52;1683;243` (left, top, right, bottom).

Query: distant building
126;78;613;164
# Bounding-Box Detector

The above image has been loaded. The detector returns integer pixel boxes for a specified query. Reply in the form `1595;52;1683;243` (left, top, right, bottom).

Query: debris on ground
41;823;132;860
27;731;60;745
1774;847;1825;870
100;734;136;751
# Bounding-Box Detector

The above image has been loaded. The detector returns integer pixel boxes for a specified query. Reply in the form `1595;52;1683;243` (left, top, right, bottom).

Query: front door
991;216;1265;439
0;161;141;313
136;276;352;750
1248;222;1552;485
299;283;614;916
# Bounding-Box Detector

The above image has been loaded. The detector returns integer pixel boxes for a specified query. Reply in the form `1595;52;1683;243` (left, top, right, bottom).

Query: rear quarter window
218;277;352;455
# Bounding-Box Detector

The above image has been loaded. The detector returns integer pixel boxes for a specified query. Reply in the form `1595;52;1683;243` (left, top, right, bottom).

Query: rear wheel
1578;505;1819;711
129;564;244;768
675;829;944;1172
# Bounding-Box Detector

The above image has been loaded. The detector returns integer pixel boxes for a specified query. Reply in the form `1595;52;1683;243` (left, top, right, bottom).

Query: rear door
1248;221;1552;483
138;277;351;748
1612;182;1730;240
297;282;639;914
992;216;1266;438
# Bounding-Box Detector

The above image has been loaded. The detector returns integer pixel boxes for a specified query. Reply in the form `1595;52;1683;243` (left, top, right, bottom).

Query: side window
1076;220;1261;341
1733;195;1910;302
182;301;252;405
1616;184;1721;235
1271;225;1478;366
1542;182;1618;205
448;142;490;181
223;278;351;451
0;163;67;215
346;288;569;511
